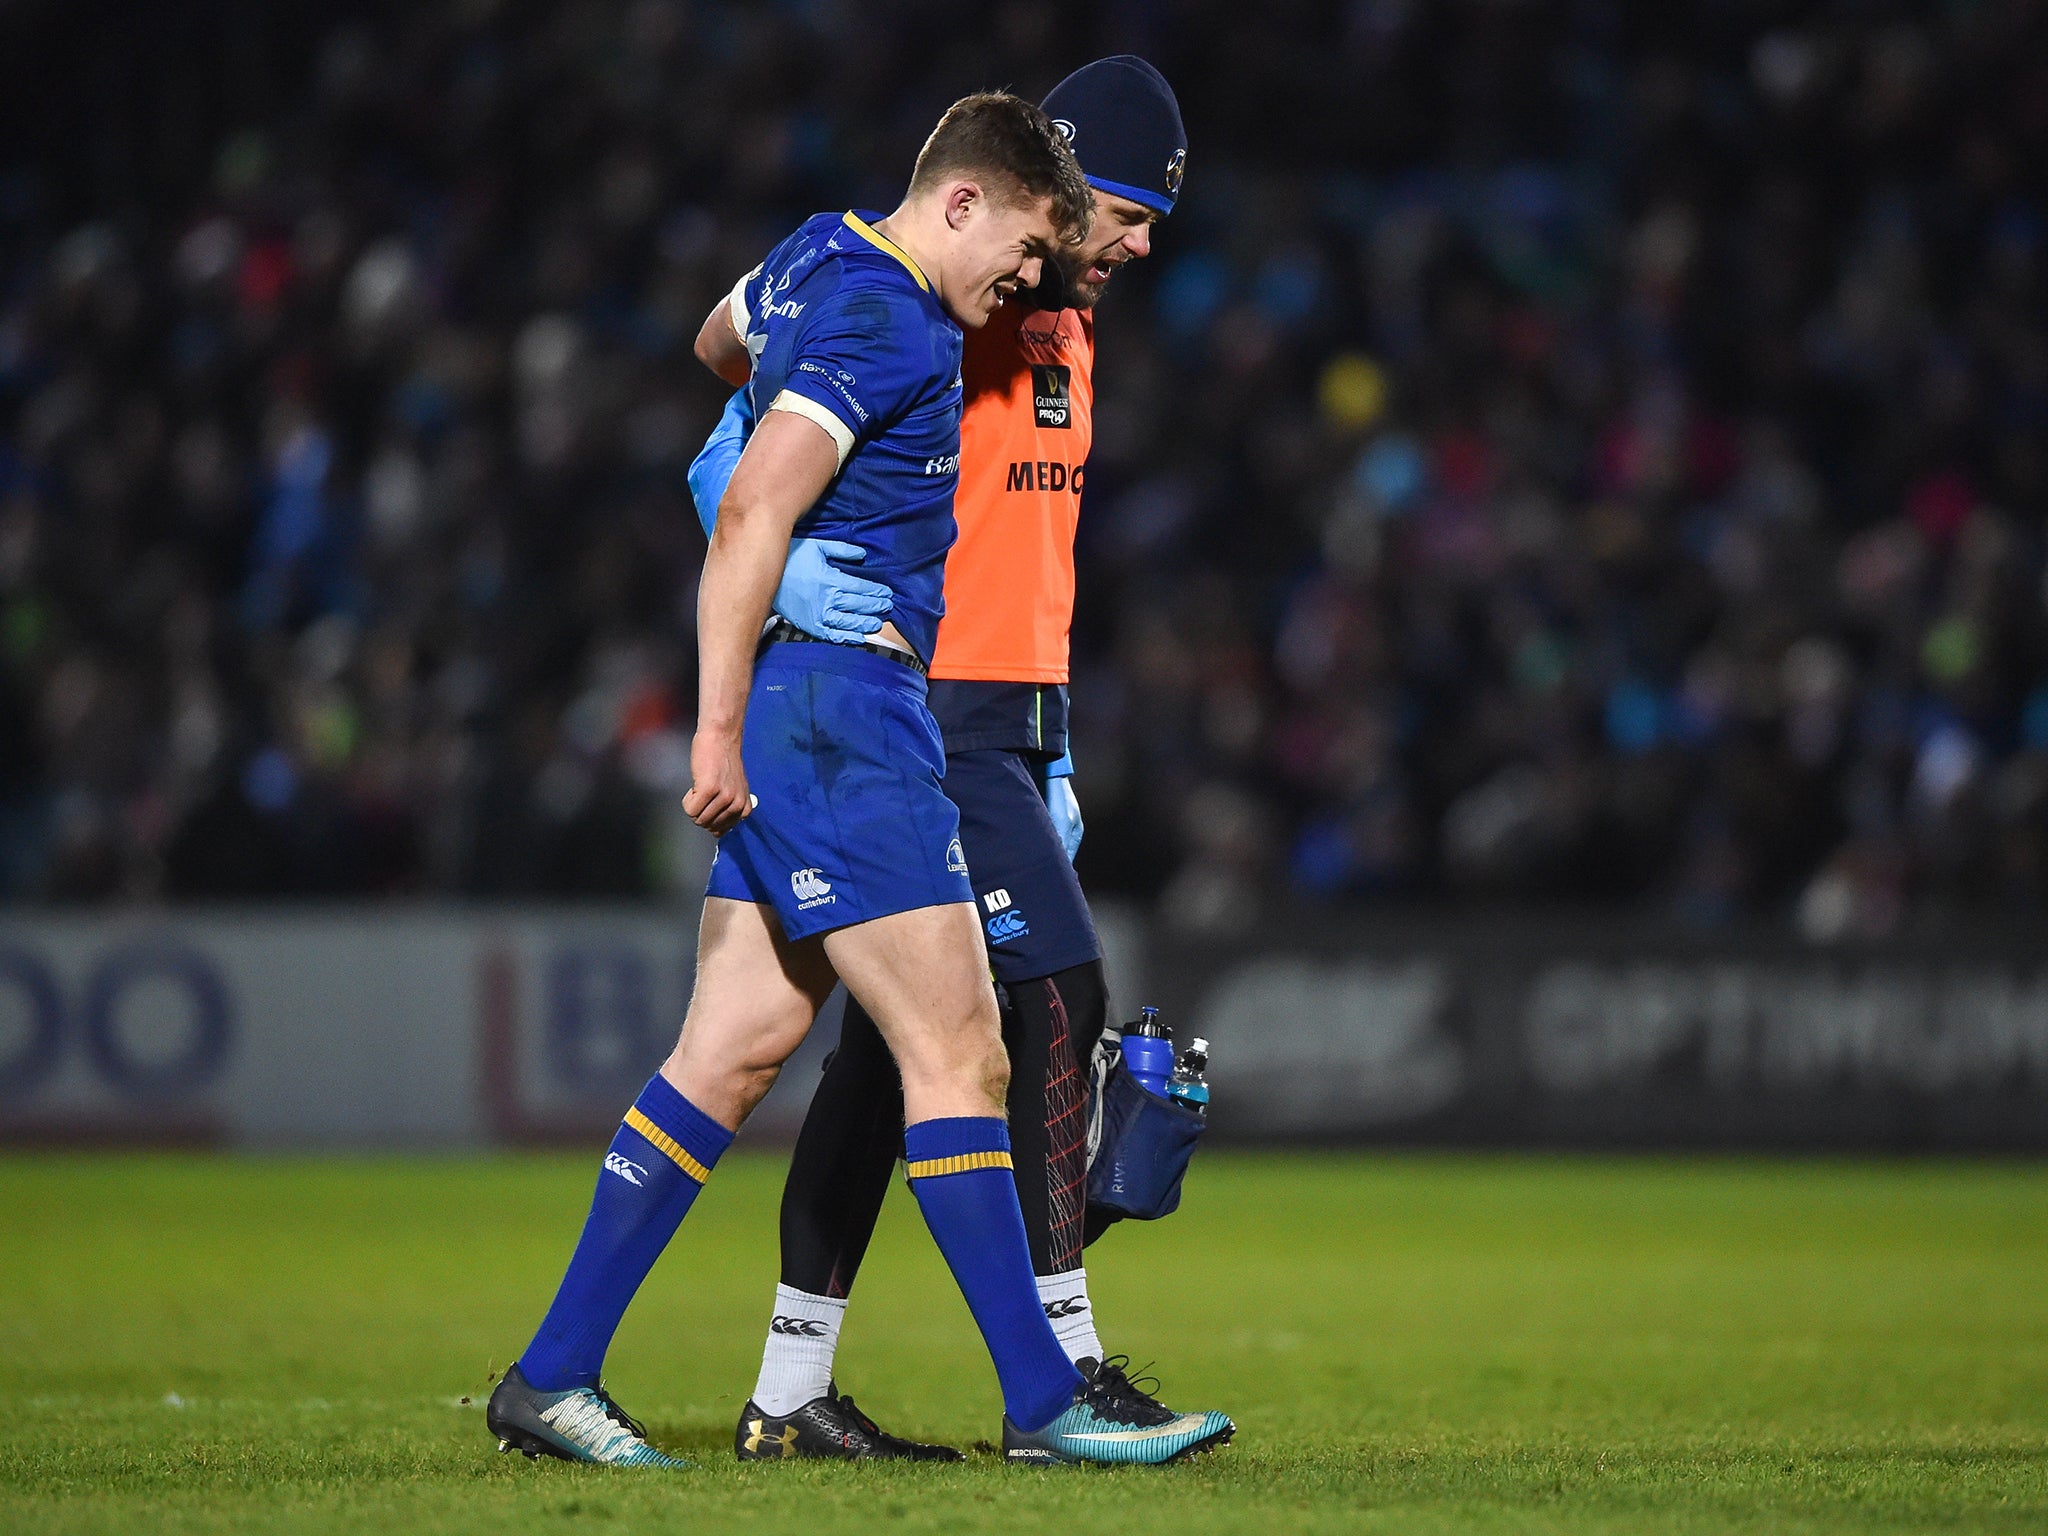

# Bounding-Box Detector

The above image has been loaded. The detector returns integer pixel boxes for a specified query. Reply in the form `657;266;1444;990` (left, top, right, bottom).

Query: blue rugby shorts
945;747;1102;984
705;642;973;939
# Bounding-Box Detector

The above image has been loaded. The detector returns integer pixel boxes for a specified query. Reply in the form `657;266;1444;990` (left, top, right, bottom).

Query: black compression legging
778;959;1110;1295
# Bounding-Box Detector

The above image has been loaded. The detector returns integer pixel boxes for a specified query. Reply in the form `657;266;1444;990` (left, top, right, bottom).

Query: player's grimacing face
941;189;1061;329
1060;191;1158;310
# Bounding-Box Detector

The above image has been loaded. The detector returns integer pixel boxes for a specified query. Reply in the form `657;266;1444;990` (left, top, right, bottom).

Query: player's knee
970;1040;1011;1097
727;1059;783;1117
893;1007;1007;1110
664;998;808;1122
967;1025;1010;1106
660;1045;782;1127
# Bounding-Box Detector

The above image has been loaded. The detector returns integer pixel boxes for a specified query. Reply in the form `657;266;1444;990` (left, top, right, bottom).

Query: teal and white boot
1002;1355;1234;1466
487;1362;690;1468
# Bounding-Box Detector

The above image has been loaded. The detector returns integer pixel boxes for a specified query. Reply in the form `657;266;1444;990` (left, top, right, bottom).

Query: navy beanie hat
1041;55;1187;216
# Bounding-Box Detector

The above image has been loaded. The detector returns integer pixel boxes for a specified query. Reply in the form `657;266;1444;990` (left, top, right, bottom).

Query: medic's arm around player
690;310;896;644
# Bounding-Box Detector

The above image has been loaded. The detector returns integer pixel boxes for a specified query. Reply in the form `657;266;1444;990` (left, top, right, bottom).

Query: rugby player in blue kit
485;91;1230;1469
689;59;1226;1466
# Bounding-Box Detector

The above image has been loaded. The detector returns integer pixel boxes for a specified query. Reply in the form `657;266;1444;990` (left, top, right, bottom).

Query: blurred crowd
3;1;2048;938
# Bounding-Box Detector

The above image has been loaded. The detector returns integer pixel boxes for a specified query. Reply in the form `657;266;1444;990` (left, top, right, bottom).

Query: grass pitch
1;1151;2043;1534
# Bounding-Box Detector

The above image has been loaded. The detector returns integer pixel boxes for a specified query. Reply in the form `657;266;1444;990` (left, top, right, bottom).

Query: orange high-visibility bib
927;302;1094;683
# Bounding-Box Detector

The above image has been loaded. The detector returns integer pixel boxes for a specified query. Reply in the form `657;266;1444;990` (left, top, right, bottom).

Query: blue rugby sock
518;1075;733;1391
904;1116;1082;1432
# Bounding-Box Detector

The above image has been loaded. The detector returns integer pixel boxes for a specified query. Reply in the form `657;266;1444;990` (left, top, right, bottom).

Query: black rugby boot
734;1386;964;1461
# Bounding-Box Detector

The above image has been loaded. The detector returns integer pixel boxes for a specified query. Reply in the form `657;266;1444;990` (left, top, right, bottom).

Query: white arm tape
768;390;856;469
726;267;758;343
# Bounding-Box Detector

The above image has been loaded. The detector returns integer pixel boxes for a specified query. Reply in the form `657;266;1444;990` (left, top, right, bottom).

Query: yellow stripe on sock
623;1106;711;1183
905;1150;1014;1180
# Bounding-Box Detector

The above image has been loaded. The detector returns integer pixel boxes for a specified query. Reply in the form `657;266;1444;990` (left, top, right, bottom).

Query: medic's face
1059;190;1159;310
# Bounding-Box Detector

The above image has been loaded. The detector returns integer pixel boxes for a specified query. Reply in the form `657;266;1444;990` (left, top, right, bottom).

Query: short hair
908;92;1093;244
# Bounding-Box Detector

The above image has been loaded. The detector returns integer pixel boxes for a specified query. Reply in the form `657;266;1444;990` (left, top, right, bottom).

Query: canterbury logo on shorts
790;868;836;909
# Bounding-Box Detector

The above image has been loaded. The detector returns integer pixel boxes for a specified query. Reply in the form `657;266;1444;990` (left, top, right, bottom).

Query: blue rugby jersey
727;211;965;663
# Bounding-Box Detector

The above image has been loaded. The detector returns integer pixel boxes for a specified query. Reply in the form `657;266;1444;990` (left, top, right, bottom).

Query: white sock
1035;1268;1105;1366
750;1284;847;1415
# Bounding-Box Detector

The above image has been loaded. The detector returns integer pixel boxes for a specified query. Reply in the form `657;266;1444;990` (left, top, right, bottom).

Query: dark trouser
777;746;1110;1295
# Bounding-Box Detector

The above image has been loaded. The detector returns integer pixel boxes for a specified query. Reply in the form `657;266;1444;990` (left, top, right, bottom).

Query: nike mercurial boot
487;1361;690;1468
1002;1355;1234;1465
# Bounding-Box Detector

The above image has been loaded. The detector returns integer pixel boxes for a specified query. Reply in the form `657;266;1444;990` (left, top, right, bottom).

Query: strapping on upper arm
767;390;855;469
726;266;759;341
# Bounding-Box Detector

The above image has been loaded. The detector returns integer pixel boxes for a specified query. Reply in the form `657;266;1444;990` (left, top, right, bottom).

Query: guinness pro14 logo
1032;364;1071;429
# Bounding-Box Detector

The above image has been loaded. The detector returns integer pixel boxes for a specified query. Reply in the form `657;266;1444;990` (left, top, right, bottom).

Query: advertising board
1152;914;2048;1149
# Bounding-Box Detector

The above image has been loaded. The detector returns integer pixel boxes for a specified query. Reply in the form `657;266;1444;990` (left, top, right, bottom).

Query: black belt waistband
760;619;928;675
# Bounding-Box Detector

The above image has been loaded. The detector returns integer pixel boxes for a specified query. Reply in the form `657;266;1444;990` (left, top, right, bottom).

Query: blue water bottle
1121;1006;1175;1099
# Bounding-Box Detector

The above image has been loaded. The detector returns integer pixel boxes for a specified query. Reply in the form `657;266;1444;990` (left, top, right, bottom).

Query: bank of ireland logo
946;838;968;875
1052;118;1077;144
791;867;835;909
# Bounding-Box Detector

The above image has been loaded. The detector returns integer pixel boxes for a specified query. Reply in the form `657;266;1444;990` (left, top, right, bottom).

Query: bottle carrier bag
1083;1033;1208;1221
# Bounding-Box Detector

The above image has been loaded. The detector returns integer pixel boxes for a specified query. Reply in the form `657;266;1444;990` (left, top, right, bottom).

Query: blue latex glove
690;386;894;642
775;538;892;642
688;387;754;537
1041;751;1083;861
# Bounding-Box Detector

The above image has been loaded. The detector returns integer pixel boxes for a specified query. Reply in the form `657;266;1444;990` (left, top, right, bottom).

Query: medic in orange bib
691;58;1200;1460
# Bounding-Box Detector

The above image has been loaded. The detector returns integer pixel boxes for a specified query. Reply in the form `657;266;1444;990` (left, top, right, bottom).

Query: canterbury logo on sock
1043;1297;1090;1319
770;1315;831;1338
602;1152;647;1186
